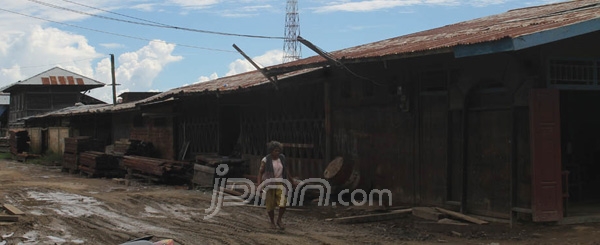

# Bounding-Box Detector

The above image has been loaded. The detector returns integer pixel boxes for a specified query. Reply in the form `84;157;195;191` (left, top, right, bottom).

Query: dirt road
0;159;599;245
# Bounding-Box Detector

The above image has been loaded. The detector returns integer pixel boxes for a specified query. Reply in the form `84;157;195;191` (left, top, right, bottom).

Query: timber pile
113;139;131;156
62;136;104;173
64;136;104;154
9;130;29;155
123;155;192;184
112;139;157;157
62;152;78;173
78;151;123;178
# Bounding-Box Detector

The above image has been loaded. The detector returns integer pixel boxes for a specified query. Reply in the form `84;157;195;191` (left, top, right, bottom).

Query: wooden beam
412;207;443;221
328;208;412;224
3;204;24;215
435;207;489;225
0;215;18;222
232;44;278;89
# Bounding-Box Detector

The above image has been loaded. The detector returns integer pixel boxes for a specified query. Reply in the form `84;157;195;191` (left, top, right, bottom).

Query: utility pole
110;54;117;104
283;0;301;63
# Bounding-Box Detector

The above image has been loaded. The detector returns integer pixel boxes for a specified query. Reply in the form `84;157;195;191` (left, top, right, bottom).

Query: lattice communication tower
283;0;301;63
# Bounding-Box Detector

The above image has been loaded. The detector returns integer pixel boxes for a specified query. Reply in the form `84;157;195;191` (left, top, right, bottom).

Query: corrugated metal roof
2;67;105;92
271;0;600;71
24;1;600;121
23;67;321;121
134;66;323;104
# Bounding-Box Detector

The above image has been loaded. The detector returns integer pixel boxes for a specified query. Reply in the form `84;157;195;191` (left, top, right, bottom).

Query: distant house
1;67;105;128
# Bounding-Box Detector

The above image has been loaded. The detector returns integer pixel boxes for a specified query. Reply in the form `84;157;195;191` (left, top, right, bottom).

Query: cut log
331;208;412;224
412;207;443;221
2;204;24;215
0;215;18;222
435;207;489;225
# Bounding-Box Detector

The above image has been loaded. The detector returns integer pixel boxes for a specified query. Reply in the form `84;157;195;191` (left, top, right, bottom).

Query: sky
0;0;566;103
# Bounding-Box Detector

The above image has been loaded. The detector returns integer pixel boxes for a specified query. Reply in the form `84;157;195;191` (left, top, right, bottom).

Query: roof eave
454;18;600;58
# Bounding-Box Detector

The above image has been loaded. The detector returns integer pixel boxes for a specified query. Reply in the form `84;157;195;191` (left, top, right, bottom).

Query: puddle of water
27;190;170;233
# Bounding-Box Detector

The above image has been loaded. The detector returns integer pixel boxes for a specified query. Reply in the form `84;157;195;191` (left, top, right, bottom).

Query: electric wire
61;0;169;27
0;7;236;53
27;0;285;40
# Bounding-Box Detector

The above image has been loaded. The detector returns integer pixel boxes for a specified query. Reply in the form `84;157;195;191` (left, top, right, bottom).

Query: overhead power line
61;0;167;27
0;7;236;53
27;0;285;40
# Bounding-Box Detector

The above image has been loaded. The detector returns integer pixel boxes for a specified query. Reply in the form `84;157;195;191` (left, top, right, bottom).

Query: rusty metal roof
134;66;322;104
2;67;105;92
23;67;321;121
271;0;600;72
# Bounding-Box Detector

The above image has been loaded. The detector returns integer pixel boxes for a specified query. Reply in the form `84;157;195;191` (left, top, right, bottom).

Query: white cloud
195;72;219;83
315;0;422;13
89;41;183;102
131;3;158;12
100;43;126;49
218;4;274;17
225;49;284;76
168;0;221;9
0;25;100;88
313;0;515;13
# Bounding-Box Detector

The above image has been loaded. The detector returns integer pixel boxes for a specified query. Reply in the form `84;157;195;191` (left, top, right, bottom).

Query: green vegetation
0;152;12;160
27;152;63;166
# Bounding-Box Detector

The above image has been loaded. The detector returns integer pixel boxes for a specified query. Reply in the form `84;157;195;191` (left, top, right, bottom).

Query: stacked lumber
9;130;29;155
192;164;216;187
62;136;105;173
113;139;131;156
62;152;78;173
64;136;104;154
78;151;123;177
122;156;192;184
112;139;157;157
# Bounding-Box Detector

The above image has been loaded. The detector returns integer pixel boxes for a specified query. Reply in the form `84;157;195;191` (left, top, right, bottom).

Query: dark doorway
41;128;49;154
219;106;241;156
561;90;600;217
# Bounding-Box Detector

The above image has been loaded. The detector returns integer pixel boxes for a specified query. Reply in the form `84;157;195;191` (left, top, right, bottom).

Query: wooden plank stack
78;151;124;178
113;138;131;156
122;155;192;184
193;164;216;187
62;136;105;173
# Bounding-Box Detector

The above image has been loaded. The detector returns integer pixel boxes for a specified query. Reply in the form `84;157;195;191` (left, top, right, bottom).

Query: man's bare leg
268;210;277;229
277;207;286;230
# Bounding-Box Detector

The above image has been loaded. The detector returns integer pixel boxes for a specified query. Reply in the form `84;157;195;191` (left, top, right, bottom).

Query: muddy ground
0;159;599;245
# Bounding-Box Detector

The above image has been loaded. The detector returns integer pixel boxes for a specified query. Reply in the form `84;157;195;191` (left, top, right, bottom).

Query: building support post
324;81;332;164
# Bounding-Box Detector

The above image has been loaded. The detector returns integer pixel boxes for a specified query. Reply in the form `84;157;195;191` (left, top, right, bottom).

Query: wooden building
2;67;105;128
23;0;600;223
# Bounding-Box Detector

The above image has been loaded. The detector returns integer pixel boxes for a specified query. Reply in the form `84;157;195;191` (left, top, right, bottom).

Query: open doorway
561;90;600;217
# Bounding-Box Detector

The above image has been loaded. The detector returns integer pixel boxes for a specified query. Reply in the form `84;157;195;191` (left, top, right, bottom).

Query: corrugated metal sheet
135;66;322;104
2;67;105;92
23;67;321;120
272;0;600;70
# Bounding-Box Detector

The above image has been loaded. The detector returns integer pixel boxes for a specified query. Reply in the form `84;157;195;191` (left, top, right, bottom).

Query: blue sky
0;0;564;102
